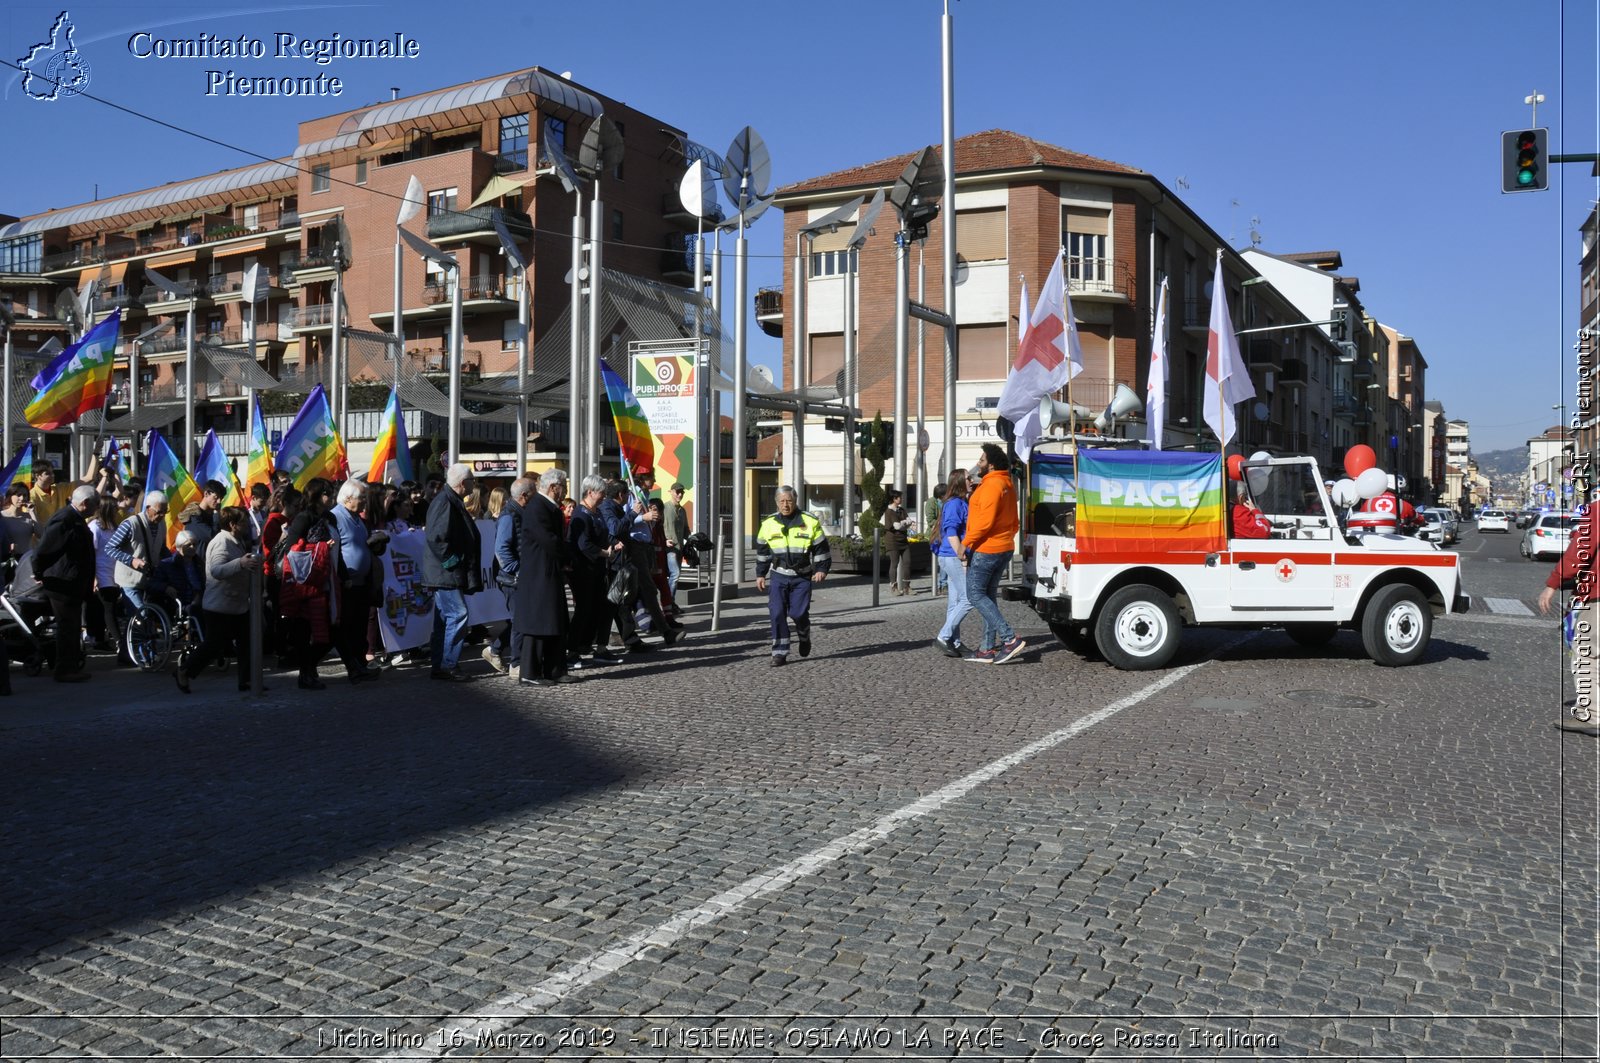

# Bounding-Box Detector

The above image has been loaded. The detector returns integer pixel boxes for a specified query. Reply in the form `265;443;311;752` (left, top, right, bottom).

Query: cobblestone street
2;546;1596;1060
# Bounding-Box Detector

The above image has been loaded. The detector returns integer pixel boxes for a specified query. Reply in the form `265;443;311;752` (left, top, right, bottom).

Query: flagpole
586;193;604;474
515;255;529;476
1218;252;1227;455
568;191;585;476
447;253;463;465
2;324;11;461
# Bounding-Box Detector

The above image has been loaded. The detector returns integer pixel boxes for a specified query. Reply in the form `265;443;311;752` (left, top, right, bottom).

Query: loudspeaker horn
1093;383;1145;432
1038;395;1098;432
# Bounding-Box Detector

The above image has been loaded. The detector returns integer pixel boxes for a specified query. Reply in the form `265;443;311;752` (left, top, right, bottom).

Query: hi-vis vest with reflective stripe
755;511;828;575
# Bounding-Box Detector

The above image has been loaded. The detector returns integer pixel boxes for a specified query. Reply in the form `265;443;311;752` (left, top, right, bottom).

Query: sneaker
771;655;787;667
992;637;1028;665
589;652;624;666
798;635;811;658
481;645;507;674
933;637;962;658
966;648;997;664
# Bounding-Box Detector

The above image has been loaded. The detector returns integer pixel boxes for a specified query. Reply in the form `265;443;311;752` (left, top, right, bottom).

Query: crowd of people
0;460;694;695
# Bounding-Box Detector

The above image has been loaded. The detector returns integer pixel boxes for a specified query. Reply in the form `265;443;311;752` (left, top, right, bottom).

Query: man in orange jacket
960;443;1026;664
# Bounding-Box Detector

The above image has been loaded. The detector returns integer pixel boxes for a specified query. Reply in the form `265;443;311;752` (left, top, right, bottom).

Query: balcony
1065;256;1133;301
282;303;336;331
1278;357;1308;388
660;248;695;285
425;206;532;245
1182;297;1211;330
42;247;107;274
138;283;208;309
203;269;290;301
756;287;783;339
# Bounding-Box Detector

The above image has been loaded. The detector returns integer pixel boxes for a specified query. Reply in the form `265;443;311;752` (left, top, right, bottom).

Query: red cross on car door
1228;538;1335;613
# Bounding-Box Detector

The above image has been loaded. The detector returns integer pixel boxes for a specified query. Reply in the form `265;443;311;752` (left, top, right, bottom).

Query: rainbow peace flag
598;357;654;479
25;309;122;430
145;430;203;549
1076;450;1225;557
103;437;132;481
367;389;414;484
246;401;275;490
194;429;243;506
0;440;35;490
275;384;347;490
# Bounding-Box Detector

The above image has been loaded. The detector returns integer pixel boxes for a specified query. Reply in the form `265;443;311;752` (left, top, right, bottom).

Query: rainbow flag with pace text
367;389;413;484
598;356;654;479
0;440;35;490
25;310;121;430
1075;450;1225;556
275;385;347;490
246;402;274;490
145;430;203;549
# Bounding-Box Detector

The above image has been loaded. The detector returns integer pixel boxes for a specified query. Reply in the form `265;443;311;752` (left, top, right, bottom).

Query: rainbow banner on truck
1075;450;1225;556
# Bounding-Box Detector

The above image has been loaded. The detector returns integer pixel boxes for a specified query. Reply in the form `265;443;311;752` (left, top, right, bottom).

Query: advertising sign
632;346;698;515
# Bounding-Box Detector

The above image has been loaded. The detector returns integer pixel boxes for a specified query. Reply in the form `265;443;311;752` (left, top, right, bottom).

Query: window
545;117;566;160
499;113;529;171
611;209;624;241
1064;208;1110;287
502;318;522;350
427;187;458;217
612;120;625;179
355;159;367;186
955;208;1006;262
312;164;330;193
808;333;844;388
957;323;1008;382
242;204;261;229
808;249;857;277
0;235;41;273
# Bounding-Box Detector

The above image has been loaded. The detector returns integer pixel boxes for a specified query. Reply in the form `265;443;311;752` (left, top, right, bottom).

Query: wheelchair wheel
126;606;173;673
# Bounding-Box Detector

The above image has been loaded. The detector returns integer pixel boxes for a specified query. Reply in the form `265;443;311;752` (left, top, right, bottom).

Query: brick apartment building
768;130;1351;528
0;67;698;474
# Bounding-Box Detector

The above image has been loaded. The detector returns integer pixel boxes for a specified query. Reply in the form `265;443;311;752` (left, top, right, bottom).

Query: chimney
391;87;400;100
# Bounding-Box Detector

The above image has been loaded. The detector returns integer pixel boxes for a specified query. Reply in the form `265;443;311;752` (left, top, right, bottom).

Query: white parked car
1521;512;1579;561
1477;508;1511;533
1419;507;1458;545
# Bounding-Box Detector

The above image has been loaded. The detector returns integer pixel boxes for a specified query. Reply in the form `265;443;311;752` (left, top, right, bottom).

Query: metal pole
916;243;927;506
515;260;529;475
940;0;959;484
708;226;723;546
127;326;139;478
871;526;881;607
2;326;11;461
710;520;727;632
893;232;909;494
330;265;344;436
586;193;604;474
447;257;463;464
693;222;709;536
792;233;807;508
569;195;585;476
842;251;857;536
393;235;403;394
183;299;196;469
733;221;749;581
245;295;257;491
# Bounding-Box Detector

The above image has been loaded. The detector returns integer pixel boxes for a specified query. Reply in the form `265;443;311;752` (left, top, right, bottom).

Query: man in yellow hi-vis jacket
754;485;831;666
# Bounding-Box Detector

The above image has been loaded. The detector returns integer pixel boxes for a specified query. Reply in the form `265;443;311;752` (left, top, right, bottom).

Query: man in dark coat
515;469;572;685
33;484;101;682
423;463;482;681
566;473;623;667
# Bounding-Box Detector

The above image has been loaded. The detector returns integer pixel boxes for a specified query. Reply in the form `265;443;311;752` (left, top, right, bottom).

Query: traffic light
1501;128;1548;192
854;423;870;448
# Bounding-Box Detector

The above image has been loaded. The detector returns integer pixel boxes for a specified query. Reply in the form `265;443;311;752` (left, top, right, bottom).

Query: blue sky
2;0;1595;453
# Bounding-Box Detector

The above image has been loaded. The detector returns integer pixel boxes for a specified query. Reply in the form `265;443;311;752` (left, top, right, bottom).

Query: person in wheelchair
145;530;206;615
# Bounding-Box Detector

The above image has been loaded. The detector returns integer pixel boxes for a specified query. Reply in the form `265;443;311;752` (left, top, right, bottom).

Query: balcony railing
425;206;532;242
756;287;784;318
1183;297;1211;328
1065;256;1134;298
41;247;107;273
281;303;335;329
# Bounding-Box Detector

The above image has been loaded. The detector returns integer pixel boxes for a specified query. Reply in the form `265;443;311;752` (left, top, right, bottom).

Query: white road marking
1482;597;1535;616
378;637;1256;1059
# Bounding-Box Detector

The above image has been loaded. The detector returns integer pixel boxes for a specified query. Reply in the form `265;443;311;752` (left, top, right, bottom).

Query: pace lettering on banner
376;521;510;652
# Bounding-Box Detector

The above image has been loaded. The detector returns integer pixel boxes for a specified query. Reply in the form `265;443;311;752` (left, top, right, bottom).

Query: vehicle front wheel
1094;584;1181;671
1360;584;1432;666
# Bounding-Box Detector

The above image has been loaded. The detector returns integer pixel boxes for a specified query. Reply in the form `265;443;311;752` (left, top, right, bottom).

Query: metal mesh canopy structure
194;342;286;392
338;328;519;423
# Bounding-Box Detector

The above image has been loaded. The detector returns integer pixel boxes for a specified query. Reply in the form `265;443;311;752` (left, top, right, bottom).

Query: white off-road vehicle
1008;448;1469;670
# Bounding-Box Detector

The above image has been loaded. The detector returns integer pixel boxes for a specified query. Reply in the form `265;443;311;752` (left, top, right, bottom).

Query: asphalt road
1;525;1595;1061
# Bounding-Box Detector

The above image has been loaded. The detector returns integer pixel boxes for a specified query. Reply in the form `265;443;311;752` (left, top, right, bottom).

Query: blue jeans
666;550;680;598
937;553;971;644
933;548;947;593
431;588;470;671
120;586;147;612
964;550;1014;651
767;572;812;656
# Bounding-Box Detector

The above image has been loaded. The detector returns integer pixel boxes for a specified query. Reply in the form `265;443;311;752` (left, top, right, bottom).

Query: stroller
0;552;56;676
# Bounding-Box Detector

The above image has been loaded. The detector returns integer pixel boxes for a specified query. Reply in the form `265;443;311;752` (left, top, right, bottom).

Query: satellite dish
801;195;865;238
722;126;771;212
332;218;354;269
0;300;14;328
542;117;585;194
1253;401;1269;420
55;290;83;328
847;188;886;249
678;159;717;220
750;363;774;390
577;116;624;179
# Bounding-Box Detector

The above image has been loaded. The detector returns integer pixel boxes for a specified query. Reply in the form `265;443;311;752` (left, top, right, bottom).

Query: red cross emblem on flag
1015;314;1065;371
1275;559;1297;583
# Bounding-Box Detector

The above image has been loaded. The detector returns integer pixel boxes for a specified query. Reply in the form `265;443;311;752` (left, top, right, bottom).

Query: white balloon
1356;467;1389;500
1332;478;1359;507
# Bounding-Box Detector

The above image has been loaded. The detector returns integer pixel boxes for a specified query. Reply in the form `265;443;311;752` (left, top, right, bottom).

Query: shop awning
147;251;196;269
214;240;268;258
102;260;129;287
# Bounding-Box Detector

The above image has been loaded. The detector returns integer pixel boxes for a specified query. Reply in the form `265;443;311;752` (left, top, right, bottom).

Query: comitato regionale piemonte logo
18;11;92;101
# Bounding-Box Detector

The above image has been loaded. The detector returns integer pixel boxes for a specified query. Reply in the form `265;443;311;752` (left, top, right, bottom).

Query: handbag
606;562;637;605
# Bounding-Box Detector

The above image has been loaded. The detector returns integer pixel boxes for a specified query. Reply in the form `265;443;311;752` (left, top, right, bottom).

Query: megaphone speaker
1038;394;1098;432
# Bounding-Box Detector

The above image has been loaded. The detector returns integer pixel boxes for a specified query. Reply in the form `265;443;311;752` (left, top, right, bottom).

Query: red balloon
1226;454;1244;481
1344;444;1377;478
